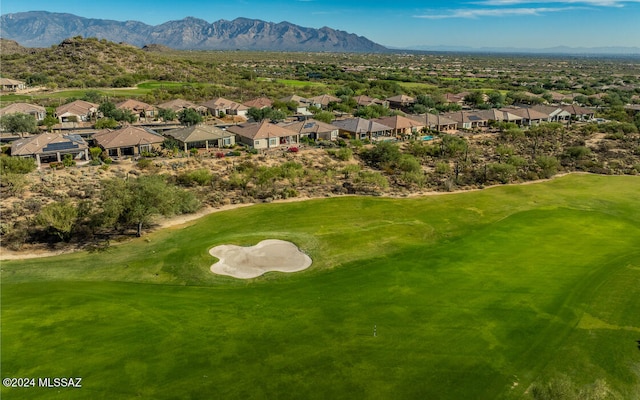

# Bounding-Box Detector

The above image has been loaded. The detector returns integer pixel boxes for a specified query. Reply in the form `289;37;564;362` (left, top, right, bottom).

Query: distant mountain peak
0;11;387;53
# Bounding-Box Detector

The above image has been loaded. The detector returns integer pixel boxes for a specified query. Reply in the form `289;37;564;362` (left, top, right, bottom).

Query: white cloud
414;6;577;19
476;0;639;6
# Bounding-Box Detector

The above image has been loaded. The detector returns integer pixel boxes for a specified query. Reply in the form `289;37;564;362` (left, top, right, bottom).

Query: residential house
278;119;339;141
227;120;300;150
243;97;273;110
442;111;489;130
279;95;311;113
116;99;157;121
353;95;388;108
92;126;164;157
308;94;341;110
372;115;424;138
0;103;47;122
55;100;99;123
443;93;466;106
11;133;89;166
547;91;575;104
386;95;415;110
530;105;572;123
164;124;235;151
331;118;393;141
407;113;458;133
0;78;26;92
157;99;207;115
500;107;550;126
561;104;595;121
201;97;249;118
475;109;524;125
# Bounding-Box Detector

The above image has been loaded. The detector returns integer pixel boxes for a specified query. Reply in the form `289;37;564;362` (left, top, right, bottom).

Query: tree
99;175;200;237
35;201;78;241
94;118;119;129
0;156;37;174
178;108;203;126
82;90;102;103
488;91;505;108
314;111;334;124
464;91;485;107
42;115;58;131
536;155;560;178
487;163;517;183
0;113;38;135
360;141;402;169
99;102;136;123
157;108;177;122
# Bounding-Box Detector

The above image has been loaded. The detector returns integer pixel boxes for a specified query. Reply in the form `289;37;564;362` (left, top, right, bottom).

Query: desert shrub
536;155;560;178
0;156;37;174
136;158;153;170
435;161;451;175
0;173;28;196
564;146;592;160
62;154;76;167
177;169;213;186
35;200;78;241
487;163;517;184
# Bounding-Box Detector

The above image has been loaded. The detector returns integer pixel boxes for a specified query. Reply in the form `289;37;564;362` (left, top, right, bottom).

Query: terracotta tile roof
561;104;595;115
116;99;156;112
500;107;549;120
0;102;46;117
0;78;25;86
372;115;424;130
92;126;164;149
475;109;523;122
55;100;98;117
386;94;415;104
157;99;205;113
279;119;338;135
227;120;297;140
332;117;392;134
243;97;273;109
309;94;341;106
201;97;248;112
164;124;232;143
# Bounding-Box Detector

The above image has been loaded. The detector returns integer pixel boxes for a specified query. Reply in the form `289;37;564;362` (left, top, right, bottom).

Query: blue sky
2;0;639;49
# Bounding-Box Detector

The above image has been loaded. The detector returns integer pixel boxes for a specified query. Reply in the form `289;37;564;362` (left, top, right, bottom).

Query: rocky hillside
0;11;388;53
0;38;35;55
0;37;219;87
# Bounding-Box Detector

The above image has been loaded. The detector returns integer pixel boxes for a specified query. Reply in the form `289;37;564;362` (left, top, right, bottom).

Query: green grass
2;174;639;399
396;82;438;90
271;79;327;88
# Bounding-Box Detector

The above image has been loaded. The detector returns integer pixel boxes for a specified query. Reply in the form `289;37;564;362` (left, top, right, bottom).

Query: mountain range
0;11;388;53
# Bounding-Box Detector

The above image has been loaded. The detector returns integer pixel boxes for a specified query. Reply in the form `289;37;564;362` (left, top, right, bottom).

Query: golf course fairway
2;174;639;399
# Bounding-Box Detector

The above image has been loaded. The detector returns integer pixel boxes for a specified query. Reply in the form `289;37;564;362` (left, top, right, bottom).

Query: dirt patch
209;239;312;279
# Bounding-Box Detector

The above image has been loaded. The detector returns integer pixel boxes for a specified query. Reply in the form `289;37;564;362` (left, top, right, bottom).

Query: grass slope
2;174;639;399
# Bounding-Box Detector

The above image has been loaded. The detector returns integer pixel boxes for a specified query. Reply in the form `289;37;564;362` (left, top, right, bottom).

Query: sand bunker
209;239;312;279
